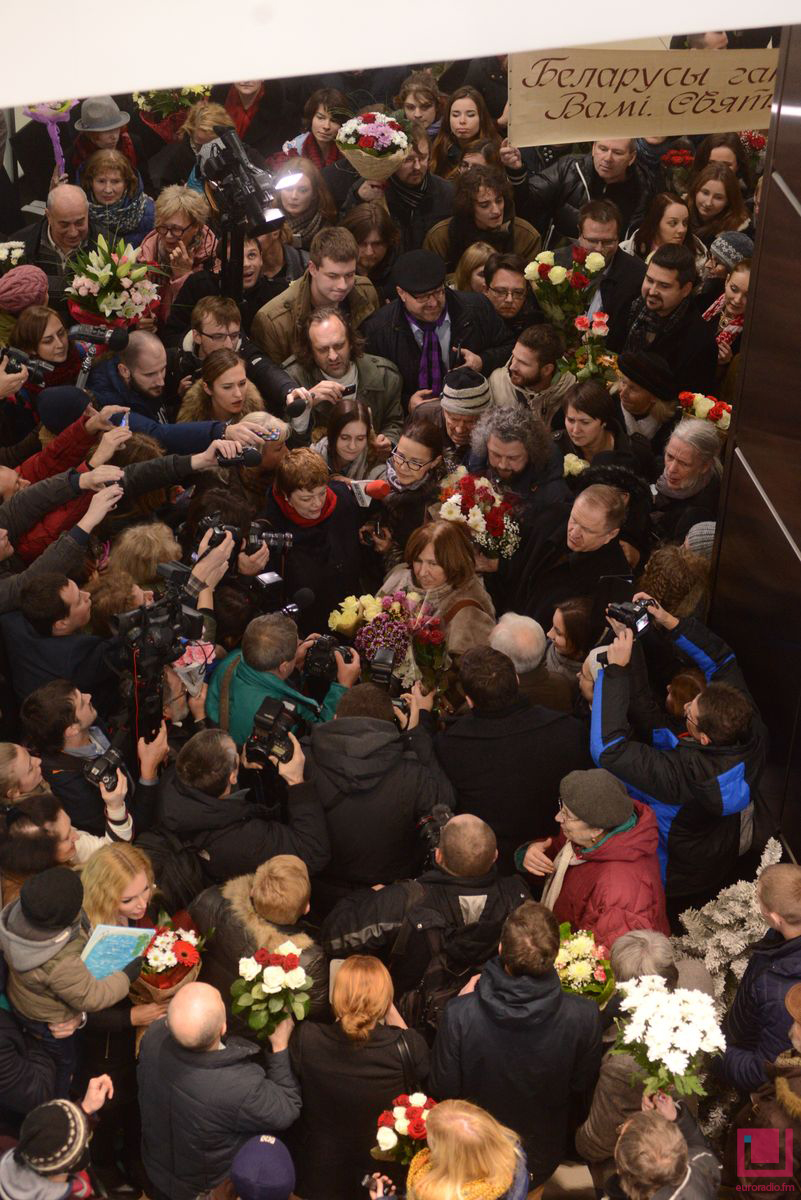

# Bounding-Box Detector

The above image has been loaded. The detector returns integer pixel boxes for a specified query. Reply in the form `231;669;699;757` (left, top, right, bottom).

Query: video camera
1;346;55;387
606;597;656;639
199;127;287;237
245;697;297;766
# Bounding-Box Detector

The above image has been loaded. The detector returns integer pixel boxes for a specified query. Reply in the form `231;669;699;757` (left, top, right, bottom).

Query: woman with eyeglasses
139;185;217;325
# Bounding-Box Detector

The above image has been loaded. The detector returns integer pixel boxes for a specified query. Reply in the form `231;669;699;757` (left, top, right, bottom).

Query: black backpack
392;876;528;1042
134;827;212;912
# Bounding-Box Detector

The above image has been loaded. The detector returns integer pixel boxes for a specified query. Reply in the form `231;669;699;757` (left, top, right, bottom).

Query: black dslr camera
2;346;55;387
607;598;656;638
83;746;124;791
244;521;294;555
418;803;455;859
197;511;242;552
245;697;296;765
368;645;409;721
304;635;354;683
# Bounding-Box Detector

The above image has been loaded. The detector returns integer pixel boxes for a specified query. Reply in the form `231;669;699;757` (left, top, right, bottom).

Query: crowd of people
0;34;793;1200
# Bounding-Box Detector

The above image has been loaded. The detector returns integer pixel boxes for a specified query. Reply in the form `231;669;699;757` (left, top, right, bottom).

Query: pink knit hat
0;265;49;314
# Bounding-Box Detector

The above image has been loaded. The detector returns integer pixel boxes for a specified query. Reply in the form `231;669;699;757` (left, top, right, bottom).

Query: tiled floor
544;1163;596;1198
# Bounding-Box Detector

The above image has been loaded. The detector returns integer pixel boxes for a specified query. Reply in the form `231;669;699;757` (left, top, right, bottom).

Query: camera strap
217;653;243;734
442;598;485;624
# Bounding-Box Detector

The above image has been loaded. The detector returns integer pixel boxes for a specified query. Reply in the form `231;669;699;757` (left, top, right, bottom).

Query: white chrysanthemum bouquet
613;975;726;1097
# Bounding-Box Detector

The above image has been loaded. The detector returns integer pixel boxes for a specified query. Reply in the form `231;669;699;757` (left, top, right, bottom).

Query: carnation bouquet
555;924;615;1006
523;247;606;346
232;941;313;1039
336;112;409;181
355;608;411;672
679;390;732;432
439;468;521;559
66;234;161;327
372;1093;437;1164
559;311;618;384
660;145;695;194
612;975;726;1097
132;87;211;142
0;242;26;275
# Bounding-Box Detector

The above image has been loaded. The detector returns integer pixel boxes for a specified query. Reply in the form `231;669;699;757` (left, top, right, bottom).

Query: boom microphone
69;324;129;351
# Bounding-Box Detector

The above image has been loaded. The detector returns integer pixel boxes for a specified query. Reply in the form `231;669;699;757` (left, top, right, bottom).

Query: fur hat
16;1100;91;1176
20;867;83;930
440;367;491;415
560;768;633;830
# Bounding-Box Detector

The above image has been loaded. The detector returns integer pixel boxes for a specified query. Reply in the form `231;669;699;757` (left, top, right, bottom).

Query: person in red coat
516;768;669;948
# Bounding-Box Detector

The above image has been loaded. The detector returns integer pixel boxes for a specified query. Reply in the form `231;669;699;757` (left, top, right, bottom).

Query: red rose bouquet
660;145;695;194
439;469;521;559
372;1093;438;1164
559;310;618;384
739;129;767;177
130;911;206;1045
679;391;732;432
409;610;448;691
231;940;313;1039
523;246;606;346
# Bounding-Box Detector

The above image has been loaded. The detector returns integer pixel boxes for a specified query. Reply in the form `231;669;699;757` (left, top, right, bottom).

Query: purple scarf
406;309;447;394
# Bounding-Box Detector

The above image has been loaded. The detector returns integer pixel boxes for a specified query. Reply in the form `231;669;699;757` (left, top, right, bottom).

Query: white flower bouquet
66;234;162;326
524;246;606;342
232;941;313;1039
563;452;590;477
0;241;26;276
372;1092;437;1164
556;925;615;1006
336;112;409;181
613;975;726;1097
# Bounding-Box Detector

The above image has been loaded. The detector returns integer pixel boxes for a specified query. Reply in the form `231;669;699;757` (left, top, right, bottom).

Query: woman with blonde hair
177;348;264;424
452;241;496;293
78;842;167;1193
286;955;428;1199
139;184;217;322
107;521;181;588
406;1100;529;1200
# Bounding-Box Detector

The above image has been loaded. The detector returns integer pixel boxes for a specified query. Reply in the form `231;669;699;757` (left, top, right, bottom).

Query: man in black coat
384;129;455;253
12;184;92;319
623;244;718;395
361;250;514;406
435;647;591;872
138;982;301;1200
528;140;653;241
554;199;646;351
429;901;602;1188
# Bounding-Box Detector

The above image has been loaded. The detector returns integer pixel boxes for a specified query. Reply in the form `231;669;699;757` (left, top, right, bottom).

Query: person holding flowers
285;955;429;1200
516;769;669;949
403;1100;531;1200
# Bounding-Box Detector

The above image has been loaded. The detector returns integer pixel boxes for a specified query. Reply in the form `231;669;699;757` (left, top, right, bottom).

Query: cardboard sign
508;47;778;146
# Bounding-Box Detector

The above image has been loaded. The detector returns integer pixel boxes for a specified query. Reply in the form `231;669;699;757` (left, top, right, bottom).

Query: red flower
571;244;589;264
569;272;590;290
486;509;504;537
677;391;694;401
393;1094;410;1107
173;940;199;966
428;630;445;645
424;1097;437;1109
268;953;284;967
408;1117;428;1140
254;948;271;965
377;1111;396;1128
361;113;377;123
537;262;551;280
406;1106;424;1120
387;120;402;131
707;404;724;422
679;394;694;409
358;135;376;148
283;953;300;970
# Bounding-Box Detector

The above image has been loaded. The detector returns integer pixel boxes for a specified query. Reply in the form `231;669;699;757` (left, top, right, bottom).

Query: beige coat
249;271;379;366
423;218;542;268
379;565;496;656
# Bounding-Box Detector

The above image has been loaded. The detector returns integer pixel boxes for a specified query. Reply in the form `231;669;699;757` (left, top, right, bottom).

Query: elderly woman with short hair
651;419;723;542
139;185;217;323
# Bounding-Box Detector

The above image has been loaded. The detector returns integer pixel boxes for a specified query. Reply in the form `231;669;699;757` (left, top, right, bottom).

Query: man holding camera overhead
591;593;767;924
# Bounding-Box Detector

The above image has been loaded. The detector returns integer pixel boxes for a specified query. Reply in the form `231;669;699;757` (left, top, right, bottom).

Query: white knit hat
440;367;491;415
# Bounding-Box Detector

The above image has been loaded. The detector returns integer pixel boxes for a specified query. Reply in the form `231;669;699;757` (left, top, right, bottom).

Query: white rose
535;251;555;265
284;967;307;989
694;397;715;419
276;940;302;956
718;409;731;431
392;1106;406;1120
376;1127;399;1152
238;957;261;982
466;505;487;534
394;1118;410;1135
408;1092;427;1107
547;265;567;285
585;252;606;273
261;965;286;994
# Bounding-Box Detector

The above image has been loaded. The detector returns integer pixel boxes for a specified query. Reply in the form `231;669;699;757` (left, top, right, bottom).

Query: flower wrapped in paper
336;113;409;182
555;924;615;1007
66;234;162;328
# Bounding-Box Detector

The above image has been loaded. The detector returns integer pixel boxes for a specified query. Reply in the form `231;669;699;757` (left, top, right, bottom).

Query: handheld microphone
282;587;315;620
68;324;129;352
215;446;262;468
285;393;307;419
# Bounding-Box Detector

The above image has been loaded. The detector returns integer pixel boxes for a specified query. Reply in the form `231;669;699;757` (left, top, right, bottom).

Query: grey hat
684;521;716;560
560;769;633;830
709;231;753;270
440;367;491;415
75;96;130;134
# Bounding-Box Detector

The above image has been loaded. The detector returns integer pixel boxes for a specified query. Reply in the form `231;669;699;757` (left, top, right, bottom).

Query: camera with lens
1;346;55;387
245;697;297;766
607;598;655;638
83;746;125;791
197;511;242;552
245;522;294;556
418;803;454;859
304;635;354;683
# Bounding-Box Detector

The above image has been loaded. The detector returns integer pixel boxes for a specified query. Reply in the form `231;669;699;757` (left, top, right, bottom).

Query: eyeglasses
390;449;429;472
488;285;526;300
581;238;617;249
157;223;194;238
199;328;242;344
408;286;445;303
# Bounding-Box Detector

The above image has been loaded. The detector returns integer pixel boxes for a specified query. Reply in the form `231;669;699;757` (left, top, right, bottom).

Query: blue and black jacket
590;616;767;899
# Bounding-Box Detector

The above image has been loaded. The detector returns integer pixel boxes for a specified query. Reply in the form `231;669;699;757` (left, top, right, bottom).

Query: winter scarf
703;291;744;350
387;170;430;212
72;130;137;174
289;133;340;171
88;187;149;243
447;215;515;268
624;295;692;354
655;463;714;501
406;308;448;394
224;84;265;139
385;458;432;493
407;1148;514;1200
271;483;337;526
285;207;325;251
17;343;84;417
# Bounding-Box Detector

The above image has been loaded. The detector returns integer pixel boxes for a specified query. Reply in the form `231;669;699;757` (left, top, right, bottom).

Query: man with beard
488;324;575;427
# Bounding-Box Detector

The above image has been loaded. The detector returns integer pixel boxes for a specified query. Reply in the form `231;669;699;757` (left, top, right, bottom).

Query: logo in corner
737;1128;793;1177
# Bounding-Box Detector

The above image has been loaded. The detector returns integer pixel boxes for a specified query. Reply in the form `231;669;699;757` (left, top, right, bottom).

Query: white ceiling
2;2;794;110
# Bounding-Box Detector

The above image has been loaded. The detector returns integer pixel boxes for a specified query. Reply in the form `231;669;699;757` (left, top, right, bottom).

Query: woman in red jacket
517;768;670;948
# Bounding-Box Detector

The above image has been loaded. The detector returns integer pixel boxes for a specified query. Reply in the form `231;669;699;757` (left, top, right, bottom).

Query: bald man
13;184;91;319
137;982;299;1200
322;813;529;998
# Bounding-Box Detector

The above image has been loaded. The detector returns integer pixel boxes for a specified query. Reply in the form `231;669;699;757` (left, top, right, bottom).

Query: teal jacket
207;651;345;746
